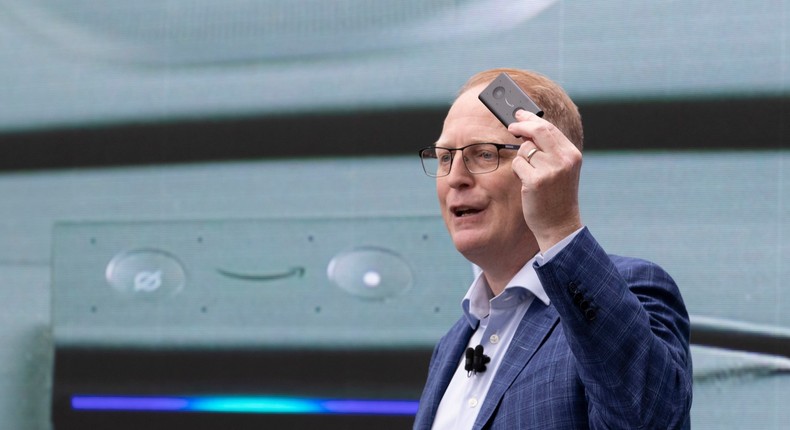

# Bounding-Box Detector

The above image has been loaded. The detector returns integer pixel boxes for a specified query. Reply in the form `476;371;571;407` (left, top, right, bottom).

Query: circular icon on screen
492;86;506;99
327;247;413;300
106;249;186;298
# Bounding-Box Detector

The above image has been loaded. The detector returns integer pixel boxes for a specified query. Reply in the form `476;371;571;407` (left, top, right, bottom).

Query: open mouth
453;207;483;217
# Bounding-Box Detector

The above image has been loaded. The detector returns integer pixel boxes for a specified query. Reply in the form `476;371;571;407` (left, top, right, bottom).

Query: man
413;68;692;429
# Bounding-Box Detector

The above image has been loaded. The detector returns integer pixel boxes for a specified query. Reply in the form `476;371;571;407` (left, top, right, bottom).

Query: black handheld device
478;72;543;127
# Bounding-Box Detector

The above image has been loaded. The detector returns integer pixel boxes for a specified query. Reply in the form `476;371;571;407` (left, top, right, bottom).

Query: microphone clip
464;345;491;376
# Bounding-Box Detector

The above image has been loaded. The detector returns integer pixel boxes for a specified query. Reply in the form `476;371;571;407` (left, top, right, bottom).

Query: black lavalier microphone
465;344;491;376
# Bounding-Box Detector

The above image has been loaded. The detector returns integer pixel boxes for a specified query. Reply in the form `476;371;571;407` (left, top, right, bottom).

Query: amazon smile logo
216;266;306;281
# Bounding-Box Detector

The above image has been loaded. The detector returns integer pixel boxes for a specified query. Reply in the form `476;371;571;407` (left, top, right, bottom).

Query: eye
479;150;496;161
437;151;452;165
470;145;496;162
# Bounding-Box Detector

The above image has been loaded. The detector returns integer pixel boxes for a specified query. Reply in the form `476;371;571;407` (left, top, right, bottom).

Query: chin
450;232;489;258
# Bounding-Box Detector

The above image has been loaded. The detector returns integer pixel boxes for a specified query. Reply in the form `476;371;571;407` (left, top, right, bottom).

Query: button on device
106;249;186;298
327;247;413;300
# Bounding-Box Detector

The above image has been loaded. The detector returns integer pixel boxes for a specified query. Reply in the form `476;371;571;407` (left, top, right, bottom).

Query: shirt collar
461;257;550;329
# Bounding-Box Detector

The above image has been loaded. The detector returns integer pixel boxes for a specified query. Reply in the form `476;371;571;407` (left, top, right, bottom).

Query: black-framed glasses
418;142;521;177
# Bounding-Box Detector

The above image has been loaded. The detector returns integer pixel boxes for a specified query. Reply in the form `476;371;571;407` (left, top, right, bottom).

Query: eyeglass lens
420;143;501;177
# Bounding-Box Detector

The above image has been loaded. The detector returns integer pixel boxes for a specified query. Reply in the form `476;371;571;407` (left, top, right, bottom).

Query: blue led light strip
71;395;419;416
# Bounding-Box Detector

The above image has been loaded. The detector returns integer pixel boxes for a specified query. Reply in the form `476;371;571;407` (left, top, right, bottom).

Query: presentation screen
0;2;786;429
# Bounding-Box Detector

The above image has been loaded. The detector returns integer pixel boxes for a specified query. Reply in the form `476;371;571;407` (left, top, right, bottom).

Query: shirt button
489;334;500;344
468;397;478;408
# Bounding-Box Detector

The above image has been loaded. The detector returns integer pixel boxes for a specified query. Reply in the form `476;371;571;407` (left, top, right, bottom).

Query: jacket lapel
473;301;560;429
416;318;475;429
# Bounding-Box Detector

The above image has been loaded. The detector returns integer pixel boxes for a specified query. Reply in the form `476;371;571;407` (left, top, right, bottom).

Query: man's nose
444;154;473;187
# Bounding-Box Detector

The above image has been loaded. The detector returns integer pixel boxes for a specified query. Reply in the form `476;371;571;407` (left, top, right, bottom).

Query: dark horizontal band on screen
1;96;787;171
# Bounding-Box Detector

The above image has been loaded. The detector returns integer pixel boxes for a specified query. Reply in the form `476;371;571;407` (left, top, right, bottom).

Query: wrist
535;219;583;254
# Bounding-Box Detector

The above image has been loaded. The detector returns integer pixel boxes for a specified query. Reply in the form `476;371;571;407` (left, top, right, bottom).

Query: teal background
0;1;788;428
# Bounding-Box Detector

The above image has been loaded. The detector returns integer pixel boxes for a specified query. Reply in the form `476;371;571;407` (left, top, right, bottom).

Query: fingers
525;147;539;164
511;153;531;182
507;110;567;155
511;144;534;183
509;110;581;171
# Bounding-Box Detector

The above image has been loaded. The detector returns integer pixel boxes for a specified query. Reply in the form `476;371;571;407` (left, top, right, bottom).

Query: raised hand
509;110;583;253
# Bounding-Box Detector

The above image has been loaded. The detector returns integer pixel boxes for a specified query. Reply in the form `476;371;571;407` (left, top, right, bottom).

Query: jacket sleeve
534;227;692;429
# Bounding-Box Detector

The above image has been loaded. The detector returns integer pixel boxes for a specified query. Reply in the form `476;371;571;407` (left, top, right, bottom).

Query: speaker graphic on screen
51;215;472;429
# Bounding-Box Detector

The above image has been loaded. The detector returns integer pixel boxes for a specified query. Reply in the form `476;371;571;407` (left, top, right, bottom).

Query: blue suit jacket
414;228;692;429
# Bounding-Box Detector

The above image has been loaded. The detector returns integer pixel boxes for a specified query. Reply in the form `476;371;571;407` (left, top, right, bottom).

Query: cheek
494;173;523;206
436;183;447;207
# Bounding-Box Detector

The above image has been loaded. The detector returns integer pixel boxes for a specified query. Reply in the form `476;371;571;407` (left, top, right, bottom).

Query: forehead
436;84;517;147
